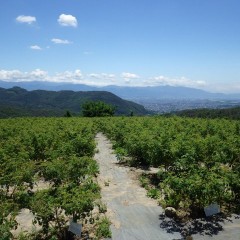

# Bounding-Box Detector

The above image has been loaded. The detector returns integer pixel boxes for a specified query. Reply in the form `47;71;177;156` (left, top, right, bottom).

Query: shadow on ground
159;213;240;238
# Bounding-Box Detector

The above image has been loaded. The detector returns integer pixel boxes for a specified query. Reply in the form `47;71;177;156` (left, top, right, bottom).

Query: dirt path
95;133;240;240
94;133;182;240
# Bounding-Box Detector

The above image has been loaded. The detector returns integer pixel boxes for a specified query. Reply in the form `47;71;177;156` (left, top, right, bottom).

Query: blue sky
0;0;240;93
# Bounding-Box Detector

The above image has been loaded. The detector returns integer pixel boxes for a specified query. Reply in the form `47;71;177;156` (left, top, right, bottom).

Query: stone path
94;133;181;240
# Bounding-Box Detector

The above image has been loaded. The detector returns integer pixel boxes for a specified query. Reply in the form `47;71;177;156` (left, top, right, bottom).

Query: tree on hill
64;110;72;117
81;101;115;117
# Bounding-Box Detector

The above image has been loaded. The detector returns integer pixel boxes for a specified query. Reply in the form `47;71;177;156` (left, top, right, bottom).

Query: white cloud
88;73;116;79
6;69;239;92
89;73;116;82
121;72;139;80
30;69;48;79
53;70;83;82
0;69;82;83
0;69;117;85
0;70;26;80
30;45;42;50
147;76;206;88
16;15;36;24
102;73;115;81
89;73;100;79
58;14;78;27
0;69;47;81
51;38;72;44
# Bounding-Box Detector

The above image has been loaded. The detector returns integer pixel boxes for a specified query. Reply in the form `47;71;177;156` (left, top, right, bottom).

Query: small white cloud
148;75;206;88
0;69;83;83
89;73;115;81
30;45;42;50
84;51;93;55
73;69;83;79
54;69;83;82
0;69;25;80
89;73;100;79
101;73;115;80
121;72;140;80
0;69;47;81
16;15;36;24
58;14;78;27
51;38;72;44
30;69;48;79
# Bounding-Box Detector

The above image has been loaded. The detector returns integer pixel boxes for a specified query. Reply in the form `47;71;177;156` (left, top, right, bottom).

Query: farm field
99;117;240;216
0;118;109;239
0;116;240;239
95;132;240;240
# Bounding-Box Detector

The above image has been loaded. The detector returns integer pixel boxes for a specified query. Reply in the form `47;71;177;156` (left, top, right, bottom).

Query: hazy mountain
0;80;239;100
0;87;148;118
0;81;96;91
102;85;225;99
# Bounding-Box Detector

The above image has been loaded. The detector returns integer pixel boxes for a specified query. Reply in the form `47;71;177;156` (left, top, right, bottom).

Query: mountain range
1;80;240;100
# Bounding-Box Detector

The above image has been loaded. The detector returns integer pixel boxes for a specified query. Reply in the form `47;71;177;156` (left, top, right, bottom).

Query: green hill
0;87;148;118
174;106;240;120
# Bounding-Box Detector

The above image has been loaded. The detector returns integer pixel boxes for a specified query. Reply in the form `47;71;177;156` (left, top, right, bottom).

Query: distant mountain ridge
0;80;239;100
0;87;148;118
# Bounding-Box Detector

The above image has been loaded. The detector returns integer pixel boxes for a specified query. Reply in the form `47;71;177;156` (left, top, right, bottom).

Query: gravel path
94;133;240;240
94;133;181;240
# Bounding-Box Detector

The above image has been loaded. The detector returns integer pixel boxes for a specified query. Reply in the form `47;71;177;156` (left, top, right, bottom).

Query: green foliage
115;147;128;162
64;110;72;117
82;101;115;117
96;201;108;213
0;87;148;117
147;188;160;199
175;106;240;120
40;156;98;186
31;189;62;235
58;182;100;221
1;115;239;238
96;217;111;239
0;199;18;240
139;175;150;190
99;116;240;215
0;117;100;238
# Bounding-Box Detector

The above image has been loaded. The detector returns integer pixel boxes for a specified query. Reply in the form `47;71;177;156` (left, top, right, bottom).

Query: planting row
99;116;240;216
0;118;109;239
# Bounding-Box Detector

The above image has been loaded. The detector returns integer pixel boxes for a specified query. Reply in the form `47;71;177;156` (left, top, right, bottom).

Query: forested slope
174;106;240;120
0;87;148;117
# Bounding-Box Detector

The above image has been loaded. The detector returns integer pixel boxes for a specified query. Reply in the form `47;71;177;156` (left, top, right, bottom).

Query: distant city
134;99;240;114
